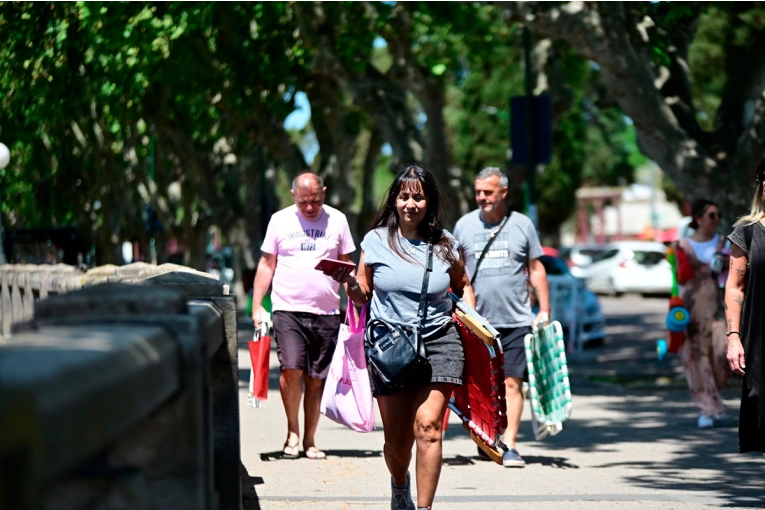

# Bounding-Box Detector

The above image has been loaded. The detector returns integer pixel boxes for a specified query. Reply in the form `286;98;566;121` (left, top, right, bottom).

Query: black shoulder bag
470;212;511;286
365;244;432;392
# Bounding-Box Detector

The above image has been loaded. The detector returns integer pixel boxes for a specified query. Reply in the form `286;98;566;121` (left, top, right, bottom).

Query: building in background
562;163;686;246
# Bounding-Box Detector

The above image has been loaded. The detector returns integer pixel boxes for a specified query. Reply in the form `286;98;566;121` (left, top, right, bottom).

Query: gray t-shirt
361;228;458;338
453;210;543;328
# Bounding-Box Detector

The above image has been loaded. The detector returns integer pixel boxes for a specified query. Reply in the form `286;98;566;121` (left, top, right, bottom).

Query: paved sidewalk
239;296;764;509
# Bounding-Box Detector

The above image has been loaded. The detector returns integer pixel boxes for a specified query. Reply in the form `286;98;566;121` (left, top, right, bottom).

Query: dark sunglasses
756;172;765;183
706;212;722;219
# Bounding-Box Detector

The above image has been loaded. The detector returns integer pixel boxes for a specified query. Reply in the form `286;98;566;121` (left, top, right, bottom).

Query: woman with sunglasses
675;199;732;428
725;157;765;457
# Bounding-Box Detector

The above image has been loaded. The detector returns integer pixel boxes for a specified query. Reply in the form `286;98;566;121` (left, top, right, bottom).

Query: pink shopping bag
320;305;376;432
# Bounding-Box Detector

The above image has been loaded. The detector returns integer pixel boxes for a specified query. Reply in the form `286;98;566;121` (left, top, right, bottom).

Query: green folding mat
524;320;573;440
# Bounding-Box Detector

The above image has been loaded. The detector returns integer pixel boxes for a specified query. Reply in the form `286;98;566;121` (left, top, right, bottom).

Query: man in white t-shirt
252;172;356;460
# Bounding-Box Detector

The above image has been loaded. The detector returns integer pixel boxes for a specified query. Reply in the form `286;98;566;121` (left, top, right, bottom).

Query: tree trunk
181;225;209;272
227;218;257;309
499;2;765;226
304;77;358;210
382;3;470;227
418;85;467;227
350;65;425;169
358;127;384;241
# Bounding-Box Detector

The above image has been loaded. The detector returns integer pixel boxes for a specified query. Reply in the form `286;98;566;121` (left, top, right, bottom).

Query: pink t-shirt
262;204;356;315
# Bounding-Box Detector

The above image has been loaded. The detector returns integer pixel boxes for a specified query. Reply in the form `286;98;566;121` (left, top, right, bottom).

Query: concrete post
4;283;218;509
137;271;241;510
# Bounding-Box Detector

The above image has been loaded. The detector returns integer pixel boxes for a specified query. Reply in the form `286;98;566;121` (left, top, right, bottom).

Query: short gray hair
476;167;508;187
292;172;324;192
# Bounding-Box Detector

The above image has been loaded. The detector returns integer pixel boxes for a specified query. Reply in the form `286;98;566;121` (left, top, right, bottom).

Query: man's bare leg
504;376;524;448
501;375;526;467
302;374;325;458
280;368;303;454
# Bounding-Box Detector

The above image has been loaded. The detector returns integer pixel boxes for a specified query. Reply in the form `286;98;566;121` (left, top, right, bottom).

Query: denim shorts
371;322;464;397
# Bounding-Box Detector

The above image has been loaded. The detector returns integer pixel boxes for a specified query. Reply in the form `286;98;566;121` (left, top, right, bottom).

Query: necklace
402;237;420;255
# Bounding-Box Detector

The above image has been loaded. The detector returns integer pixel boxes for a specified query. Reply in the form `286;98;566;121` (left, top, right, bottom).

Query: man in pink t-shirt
252;172;356;460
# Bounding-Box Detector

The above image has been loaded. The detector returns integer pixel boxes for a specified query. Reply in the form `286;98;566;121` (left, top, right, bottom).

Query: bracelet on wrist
347;279;360;291
726;331;740;337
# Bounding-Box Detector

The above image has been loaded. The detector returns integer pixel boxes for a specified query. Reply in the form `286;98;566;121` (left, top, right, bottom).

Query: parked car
584;241;672;296
535;255;606;347
559;244;610;278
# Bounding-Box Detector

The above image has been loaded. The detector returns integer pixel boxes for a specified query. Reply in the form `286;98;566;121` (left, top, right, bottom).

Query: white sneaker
697;414;714;428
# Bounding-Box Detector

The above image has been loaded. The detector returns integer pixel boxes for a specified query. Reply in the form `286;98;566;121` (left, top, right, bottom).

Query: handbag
675;243;694;285
320;305;376;432
365;244;432;392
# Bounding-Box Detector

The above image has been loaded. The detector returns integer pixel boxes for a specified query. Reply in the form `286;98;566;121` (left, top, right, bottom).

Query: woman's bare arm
344;251;373;306
450;250;476;309
724;243;747;375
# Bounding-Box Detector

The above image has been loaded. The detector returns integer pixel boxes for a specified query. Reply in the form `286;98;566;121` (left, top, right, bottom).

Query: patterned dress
677;236;731;418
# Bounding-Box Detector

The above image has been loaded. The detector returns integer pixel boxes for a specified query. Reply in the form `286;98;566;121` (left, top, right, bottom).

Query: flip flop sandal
282;441;299;459
304;446;326;460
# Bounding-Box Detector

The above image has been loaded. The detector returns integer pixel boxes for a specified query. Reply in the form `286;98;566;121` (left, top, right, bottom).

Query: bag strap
416;244;433;331
715;234;726;253
346;303;367;334
470;212;511;286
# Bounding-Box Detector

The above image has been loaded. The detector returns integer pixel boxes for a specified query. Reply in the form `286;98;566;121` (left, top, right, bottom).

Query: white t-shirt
261;204;356;315
687;236;719;265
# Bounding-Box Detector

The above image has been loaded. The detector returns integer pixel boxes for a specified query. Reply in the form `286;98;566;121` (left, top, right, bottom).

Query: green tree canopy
2;1;701;277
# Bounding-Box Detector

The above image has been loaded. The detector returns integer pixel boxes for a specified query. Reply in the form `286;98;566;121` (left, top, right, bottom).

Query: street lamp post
0;143;9;265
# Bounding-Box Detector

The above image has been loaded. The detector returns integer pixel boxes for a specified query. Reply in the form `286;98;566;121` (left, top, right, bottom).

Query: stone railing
0;263;241;510
0;262;231;339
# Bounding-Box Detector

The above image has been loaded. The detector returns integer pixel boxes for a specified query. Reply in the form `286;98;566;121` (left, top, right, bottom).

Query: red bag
248;321;272;408
675;245;694;284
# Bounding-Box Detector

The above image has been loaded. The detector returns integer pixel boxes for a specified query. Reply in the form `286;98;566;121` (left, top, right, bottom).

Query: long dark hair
689;199;718;229
371;164;458;267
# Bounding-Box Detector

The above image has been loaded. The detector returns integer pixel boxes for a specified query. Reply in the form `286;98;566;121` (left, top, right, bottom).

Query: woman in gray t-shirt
325;164;474;510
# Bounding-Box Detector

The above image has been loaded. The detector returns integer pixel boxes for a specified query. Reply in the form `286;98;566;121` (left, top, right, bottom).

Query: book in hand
315;258;356;273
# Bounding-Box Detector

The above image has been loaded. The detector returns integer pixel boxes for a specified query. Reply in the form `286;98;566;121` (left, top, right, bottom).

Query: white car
559;244;609;278
584;241;672;296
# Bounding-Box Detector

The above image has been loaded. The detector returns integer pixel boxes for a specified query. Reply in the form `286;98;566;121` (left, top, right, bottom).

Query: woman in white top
675;199;732;428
